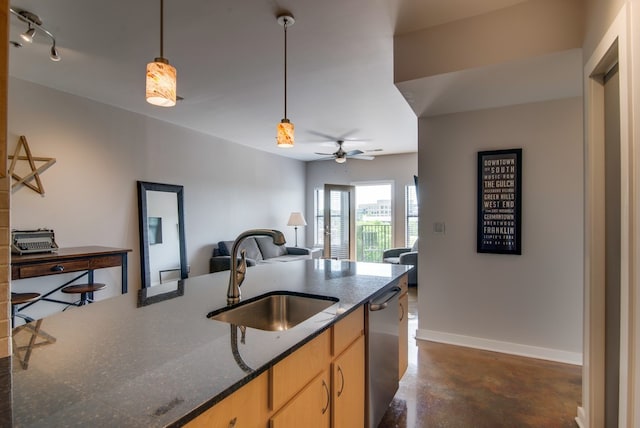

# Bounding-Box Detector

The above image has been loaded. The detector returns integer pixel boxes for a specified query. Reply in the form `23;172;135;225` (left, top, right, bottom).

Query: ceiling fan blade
351;154;375;160
365;148;383;153
314;155;336;161
314;152;335;156
308;130;341;141
346;149;364;156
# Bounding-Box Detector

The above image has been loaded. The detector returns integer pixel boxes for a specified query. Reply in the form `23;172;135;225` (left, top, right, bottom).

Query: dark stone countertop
6;259;409;427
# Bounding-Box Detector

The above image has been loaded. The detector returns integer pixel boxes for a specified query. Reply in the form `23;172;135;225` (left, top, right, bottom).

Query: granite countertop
7;259;409;427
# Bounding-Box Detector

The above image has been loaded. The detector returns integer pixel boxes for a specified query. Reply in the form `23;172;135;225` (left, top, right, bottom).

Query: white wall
417;97;584;363
305;153;418;249
9;77;305;320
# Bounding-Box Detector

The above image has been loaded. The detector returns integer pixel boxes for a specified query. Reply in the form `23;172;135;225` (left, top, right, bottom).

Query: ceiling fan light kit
146;0;177;107
276;13;295;148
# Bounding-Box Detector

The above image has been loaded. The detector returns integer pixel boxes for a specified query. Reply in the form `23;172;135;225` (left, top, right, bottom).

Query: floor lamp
287;212;307;247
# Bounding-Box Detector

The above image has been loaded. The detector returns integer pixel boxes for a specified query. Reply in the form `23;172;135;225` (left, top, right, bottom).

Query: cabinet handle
337;366;345;397
399;302;405;322
321;379;330;414
228;417;237;428
51;265;64;272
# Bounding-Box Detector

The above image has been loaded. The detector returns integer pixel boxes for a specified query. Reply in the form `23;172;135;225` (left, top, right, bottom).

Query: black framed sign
477;148;522;255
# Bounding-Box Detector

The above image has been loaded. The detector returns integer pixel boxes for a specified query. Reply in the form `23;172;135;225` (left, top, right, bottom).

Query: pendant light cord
283;19;288;119
160;0;164;58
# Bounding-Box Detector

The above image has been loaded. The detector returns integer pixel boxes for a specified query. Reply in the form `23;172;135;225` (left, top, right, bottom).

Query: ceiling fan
314;140;380;163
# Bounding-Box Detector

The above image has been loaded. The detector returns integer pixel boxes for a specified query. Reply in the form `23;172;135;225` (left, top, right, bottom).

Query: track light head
49;45;61;62
20;26;36;43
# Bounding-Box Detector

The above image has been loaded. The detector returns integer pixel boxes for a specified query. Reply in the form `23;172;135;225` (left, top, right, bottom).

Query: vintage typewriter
11;229;59;255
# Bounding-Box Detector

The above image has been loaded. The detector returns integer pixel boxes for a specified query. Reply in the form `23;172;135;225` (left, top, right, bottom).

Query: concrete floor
379;288;582;427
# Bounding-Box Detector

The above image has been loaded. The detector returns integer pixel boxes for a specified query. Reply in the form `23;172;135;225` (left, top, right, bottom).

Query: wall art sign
477;148;522;255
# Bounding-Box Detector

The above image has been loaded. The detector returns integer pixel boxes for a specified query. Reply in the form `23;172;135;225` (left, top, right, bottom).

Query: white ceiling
7;0;577;162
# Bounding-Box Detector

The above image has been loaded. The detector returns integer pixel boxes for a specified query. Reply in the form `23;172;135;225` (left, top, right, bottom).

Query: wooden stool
11;292;40;327
61;283;106;309
11;292;56;370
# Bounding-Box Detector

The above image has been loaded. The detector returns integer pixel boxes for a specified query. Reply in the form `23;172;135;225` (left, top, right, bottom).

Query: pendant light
276;14;295;148
146;0;176;107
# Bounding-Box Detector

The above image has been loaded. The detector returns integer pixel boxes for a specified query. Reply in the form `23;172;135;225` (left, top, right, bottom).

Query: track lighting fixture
276;13;295;148
146;0;177;107
10;8;61;62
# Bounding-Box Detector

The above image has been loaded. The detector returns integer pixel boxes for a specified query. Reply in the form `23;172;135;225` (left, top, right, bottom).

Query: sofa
209;237;312;273
382;239;418;286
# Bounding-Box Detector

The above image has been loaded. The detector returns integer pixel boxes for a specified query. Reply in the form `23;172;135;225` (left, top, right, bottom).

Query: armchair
382;239;418;286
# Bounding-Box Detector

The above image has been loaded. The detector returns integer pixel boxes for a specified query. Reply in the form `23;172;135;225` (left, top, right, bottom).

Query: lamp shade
146;58;177;107
287;212;307;227
277;119;295;148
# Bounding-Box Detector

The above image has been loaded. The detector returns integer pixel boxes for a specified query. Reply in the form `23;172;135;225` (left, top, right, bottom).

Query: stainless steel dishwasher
367;284;402;428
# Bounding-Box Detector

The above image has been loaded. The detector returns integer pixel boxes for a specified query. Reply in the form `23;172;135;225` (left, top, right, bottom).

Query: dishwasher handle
369;286;401;311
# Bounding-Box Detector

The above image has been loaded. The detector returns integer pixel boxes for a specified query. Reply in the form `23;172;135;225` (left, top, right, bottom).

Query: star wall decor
8;135;56;195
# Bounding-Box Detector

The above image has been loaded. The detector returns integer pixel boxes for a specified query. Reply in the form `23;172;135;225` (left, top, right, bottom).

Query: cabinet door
185;372;269;427
270;369;331;428
399;291;409;379
332;335;365;428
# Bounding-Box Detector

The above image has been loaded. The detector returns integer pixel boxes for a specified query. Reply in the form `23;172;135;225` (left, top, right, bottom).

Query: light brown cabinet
332;335;365;427
399;274;409;379
270;369;331;428
185;371;270;428
186;305;366;427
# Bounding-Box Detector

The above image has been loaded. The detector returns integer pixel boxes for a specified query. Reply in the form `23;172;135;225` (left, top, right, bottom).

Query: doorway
355;183;393;262
323;184;355;259
581;6;634;426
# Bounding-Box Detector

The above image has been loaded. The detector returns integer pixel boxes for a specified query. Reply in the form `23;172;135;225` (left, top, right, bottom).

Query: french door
323;184;355;260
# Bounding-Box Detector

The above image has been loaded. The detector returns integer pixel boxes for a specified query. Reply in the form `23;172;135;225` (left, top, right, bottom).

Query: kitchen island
4;258;409;427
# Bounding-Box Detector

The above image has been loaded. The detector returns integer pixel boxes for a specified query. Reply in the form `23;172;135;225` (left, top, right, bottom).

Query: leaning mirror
137;181;188;304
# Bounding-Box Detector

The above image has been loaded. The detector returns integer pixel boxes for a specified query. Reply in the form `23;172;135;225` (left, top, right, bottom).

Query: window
355;183;392;262
405;185;418;247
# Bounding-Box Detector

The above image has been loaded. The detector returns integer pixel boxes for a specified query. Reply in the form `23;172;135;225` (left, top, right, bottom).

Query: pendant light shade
276;14;295;148
146;0;176;107
146;58;176;107
277;119;295;148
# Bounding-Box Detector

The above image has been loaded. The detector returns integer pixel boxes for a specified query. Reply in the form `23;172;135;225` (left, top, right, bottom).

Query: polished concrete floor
379;288;582;428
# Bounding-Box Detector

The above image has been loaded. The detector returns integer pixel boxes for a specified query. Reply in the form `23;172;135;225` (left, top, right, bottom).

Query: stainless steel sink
208;292;338;331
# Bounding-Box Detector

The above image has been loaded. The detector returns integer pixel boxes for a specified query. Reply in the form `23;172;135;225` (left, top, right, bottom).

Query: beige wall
583;0;626;57
8;77;306;323
394;0;584;82
418;98;584;363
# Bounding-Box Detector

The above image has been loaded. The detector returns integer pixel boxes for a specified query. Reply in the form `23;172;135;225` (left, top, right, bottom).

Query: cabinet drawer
185;372;269;428
89;255;122;269
16;259;90;278
332;306;364;357
270;330;331;411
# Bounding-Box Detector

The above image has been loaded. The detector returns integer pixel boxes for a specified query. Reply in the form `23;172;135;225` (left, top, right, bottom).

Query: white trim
582;3;634;427
416;328;583;366
575;406;586;428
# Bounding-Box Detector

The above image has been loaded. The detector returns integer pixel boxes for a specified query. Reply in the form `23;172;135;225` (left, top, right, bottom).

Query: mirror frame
137;181;188;292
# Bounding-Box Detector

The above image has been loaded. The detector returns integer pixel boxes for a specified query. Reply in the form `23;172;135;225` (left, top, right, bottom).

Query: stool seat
11;292;41;305
61;283;106;310
61;283;106;294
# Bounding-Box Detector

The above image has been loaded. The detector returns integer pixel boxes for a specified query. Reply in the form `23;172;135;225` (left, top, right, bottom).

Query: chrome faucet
227;229;286;304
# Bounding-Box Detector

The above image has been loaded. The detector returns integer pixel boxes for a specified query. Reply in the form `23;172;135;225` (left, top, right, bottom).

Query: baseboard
416;328;583;366
575;406;586;427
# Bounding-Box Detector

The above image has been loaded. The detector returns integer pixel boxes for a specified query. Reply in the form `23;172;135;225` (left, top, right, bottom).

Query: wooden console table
11;246;132;310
